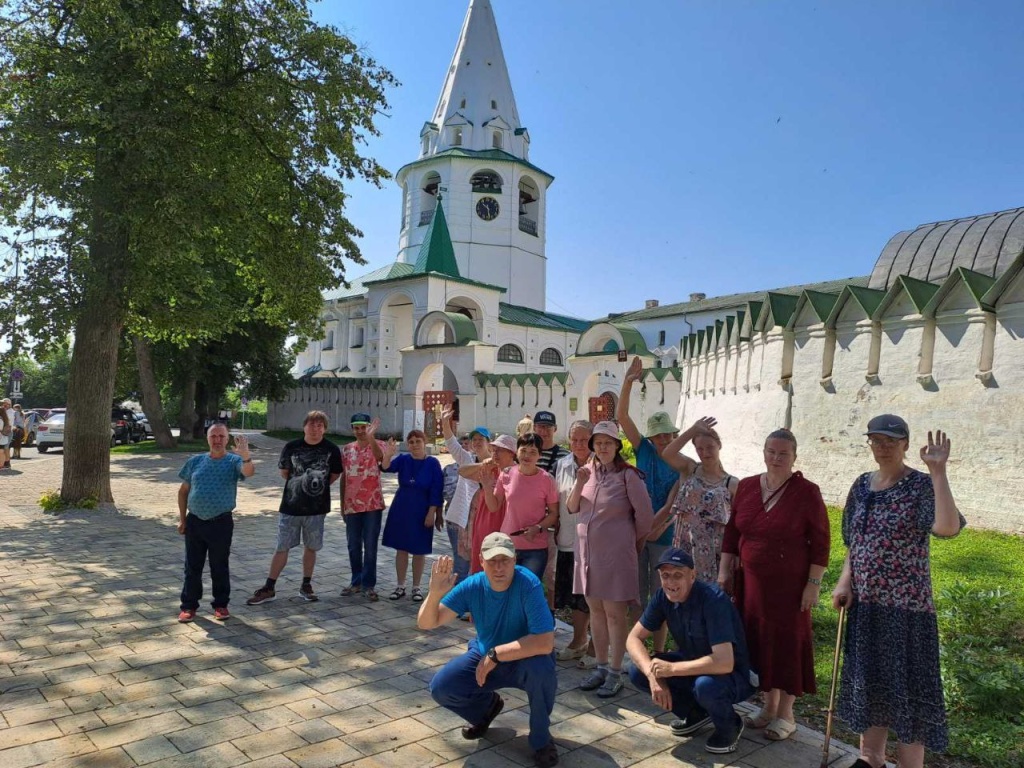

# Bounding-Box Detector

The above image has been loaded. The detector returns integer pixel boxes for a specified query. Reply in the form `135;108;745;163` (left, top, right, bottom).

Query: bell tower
395;0;554;311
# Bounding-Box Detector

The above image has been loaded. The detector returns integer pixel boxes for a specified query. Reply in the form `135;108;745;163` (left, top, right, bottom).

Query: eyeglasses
867;436;903;447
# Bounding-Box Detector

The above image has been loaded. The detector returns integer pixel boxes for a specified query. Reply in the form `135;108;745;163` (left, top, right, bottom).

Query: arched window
492;130;502;149
451;127;463;147
497;344;524;364
518;176;539;236
419;172;440;226
539;347;562;366
602;339;620;353
471;169;502;193
324;330;335;351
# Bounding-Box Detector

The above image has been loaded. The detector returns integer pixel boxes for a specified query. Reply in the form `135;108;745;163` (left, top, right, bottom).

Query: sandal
556;644;588;662
743;708;773;729
764;717;796;741
411;587;424;602
389;587;406;601
366;589;380;602
576;654;598;670
341;585;361;597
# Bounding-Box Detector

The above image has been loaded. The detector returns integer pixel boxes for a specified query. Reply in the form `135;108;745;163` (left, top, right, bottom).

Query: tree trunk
193;380;208;439
61;150;129;505
132;335;176;449
179;372;197;440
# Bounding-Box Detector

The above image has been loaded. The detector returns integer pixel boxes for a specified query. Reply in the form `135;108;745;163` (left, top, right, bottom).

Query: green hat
646;412;678;438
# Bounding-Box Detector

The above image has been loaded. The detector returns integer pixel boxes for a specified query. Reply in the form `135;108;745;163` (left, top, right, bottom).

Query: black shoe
849;761;881;768
534;740;559;768
704;716;744;754
670;706;712;736
461;694;503;739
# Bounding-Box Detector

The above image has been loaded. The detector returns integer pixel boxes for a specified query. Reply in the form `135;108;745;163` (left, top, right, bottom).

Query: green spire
414;199;460;277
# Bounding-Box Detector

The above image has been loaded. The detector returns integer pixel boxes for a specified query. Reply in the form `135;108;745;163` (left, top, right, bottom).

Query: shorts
554;550;589;613
276;513;326;552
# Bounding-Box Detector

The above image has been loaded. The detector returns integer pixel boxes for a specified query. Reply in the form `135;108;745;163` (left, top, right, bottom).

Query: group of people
173;360;964;768
0;398;35;469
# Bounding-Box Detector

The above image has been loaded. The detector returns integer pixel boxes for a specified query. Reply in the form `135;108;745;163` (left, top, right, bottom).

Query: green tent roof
413;202;460;277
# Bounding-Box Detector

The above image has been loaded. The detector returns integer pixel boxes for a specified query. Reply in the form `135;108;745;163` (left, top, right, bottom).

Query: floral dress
670;466;734;584
837;470;965;752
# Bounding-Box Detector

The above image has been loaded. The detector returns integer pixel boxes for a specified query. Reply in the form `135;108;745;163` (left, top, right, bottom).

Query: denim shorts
276;513;326;552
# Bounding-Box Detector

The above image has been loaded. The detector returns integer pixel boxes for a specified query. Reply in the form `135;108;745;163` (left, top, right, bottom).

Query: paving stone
0;732;96;768
0;719;64;750
45;746;137;768
145;741;249;768
95;693;184;725
346;742;445;768
284;737;363;768
237;757;302;768
286;717;344;745
64;692;114;714
167;714;262;753
123;735;183;764
232;726;308;761
38;674;118;701
2;697;74;726
53;711;107;735
172;682;238;708
88;709;192;750
345;715;439;757
244;706;308;732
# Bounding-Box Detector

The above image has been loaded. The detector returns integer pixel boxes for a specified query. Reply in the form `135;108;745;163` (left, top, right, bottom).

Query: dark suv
111;408;143;444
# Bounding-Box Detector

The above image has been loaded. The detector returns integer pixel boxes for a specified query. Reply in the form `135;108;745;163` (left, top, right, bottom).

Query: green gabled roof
803;290;841;323
714;320;725;348
734;310;747;341
923;268;998;316
323;262;415;301
397;147;554;182
686;333;697;358
826;285;887;327
725;315;736;343
414;202;460;277
498;303;590;332
743;302;763;337
762;292;800;329
981;252;1024;308
875;275;940;319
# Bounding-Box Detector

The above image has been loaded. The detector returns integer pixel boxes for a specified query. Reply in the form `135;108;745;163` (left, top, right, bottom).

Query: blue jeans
627;652;753;731
180;512;234;611
430;645;556;751
515;548;548;581
345;510;383;590
445;521;470;584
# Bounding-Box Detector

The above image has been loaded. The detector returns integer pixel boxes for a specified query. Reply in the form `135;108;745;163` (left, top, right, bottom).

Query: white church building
274;0;1024;533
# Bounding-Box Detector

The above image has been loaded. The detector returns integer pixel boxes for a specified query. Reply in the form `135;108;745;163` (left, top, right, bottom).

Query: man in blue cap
625;547;753;755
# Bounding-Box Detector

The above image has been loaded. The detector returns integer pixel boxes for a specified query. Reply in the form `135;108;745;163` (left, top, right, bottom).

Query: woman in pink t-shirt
482;433;558;580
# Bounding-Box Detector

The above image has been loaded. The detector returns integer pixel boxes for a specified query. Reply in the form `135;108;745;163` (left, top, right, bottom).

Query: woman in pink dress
567;421;653;698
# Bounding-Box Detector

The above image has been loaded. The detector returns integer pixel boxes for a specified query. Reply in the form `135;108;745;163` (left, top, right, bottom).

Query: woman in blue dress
382;430;444;602
832;415;965;768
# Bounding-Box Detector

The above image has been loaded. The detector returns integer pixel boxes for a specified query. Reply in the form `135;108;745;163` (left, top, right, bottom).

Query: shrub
38;489;98;512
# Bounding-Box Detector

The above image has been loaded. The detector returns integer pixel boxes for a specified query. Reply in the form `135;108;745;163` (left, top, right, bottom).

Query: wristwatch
487;648;500;664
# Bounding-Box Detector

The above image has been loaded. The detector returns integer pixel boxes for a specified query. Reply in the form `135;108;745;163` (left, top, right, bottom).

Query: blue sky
328;2;1021;320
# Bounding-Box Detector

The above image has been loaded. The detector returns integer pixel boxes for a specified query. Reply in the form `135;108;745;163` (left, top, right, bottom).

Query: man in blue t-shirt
176;424;254;622
418;533;559;768
626;548;753;755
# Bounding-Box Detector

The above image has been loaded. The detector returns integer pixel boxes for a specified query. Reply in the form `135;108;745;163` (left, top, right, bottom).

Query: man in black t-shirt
625;548;753;755
246;410;342;606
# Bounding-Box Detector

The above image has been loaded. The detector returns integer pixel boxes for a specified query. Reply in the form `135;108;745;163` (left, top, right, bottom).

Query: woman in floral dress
833;415;965;768
653;416;737;583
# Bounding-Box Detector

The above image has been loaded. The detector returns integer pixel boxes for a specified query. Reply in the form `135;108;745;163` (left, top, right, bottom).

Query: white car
37;413;117;453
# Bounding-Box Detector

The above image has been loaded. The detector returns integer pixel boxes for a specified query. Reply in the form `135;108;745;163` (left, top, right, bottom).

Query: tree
0;0;395;503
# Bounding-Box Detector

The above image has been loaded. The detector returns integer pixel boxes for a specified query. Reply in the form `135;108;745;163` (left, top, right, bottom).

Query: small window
670;359;678;368
655;360;663;368
460;98;466;109
452;127;463;147
421;135;429;156
491;99;497;110
658;330;666;346
539;348;562;366
498;343;524;363
324;330;335;351
471;170;502;193
492;130;502;149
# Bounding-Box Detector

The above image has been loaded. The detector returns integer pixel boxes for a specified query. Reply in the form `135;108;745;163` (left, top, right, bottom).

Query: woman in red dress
718;428;830;741
458;434;519;574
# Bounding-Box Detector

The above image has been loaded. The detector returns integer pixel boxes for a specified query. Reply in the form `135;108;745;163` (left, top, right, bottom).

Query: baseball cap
351;413;372;426
490;434;517;454
646;411;678;437
480;532;516;560
533;411;557;427
864;414;909;440
656;547;695;570
469;426;492;440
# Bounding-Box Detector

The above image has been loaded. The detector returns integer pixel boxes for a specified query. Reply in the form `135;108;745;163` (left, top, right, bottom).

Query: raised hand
441;406;455;425
625;355;643;383
692;416;718;434
232;434;251;460
575;465;591;485
920;430;951;472
368;417;381;437
428;555;458;596
383;437;397;460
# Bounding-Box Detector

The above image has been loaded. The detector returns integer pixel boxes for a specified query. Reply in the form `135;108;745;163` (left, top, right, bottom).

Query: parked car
21;409;46;447
37;413;116;453
111;407;144;445
134;413;154;439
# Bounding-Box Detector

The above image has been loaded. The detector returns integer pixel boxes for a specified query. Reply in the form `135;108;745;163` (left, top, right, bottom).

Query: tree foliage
0;0;396;502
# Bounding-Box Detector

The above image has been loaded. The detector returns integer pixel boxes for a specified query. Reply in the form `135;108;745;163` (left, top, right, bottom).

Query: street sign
241;397;249;412
11;368;23;381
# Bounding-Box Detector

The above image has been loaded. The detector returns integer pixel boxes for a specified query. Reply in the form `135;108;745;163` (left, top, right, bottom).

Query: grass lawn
802;508;1024;768
109;440;205;454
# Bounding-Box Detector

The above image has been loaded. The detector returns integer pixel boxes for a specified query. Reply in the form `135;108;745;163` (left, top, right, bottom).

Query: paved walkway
0;437;864;767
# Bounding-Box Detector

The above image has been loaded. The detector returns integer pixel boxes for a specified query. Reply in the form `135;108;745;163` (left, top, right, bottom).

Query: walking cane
820;602;848;768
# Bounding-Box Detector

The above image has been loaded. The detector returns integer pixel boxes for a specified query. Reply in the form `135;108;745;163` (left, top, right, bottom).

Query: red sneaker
213;607;230;621
178;609;196;623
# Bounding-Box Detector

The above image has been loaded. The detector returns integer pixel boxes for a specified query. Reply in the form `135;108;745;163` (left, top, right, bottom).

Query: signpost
240;397;249;430
10;368;23;401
